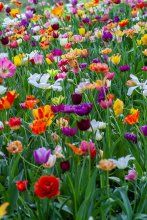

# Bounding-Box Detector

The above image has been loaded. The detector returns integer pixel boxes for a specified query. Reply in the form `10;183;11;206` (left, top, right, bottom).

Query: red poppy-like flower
16;180;28;191
34;175;60;199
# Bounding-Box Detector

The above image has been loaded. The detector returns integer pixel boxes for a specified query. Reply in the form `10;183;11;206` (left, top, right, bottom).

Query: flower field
0;0;147;219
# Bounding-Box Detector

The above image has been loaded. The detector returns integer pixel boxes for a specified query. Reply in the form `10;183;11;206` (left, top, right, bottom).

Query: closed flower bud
60;160;70;172
71;93;82;105
51;132;60;143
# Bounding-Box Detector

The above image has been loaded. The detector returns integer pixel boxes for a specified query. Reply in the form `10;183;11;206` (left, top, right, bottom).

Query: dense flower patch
0;0;147;219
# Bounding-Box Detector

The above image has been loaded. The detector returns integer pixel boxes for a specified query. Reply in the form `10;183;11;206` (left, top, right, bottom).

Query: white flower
28;73;63;91
127;74;147;96
43;154;56;168
110;155;134;169
53;145;64;158
0;53;8;59
0;86;7;95
59;38;68;46
88;119;106;132
50;17;59;25
95;130;103;141
2;17;19;27
0;121;4;130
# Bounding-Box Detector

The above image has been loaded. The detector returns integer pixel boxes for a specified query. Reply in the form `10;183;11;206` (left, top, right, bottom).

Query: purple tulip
79;63;87;69
124;133;137;143
140;125;147;136
51;49;63;57
33;147;51;164
92;58;101;63
119;65;130;72
62;127;77;136
97;86;108;103
102;31;113;42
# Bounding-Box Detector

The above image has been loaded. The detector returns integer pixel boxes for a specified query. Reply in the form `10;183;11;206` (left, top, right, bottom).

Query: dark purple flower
51;23;59;30
71;93;82;105
60;160;70;172
51;49;63;57
74;103;93;116
102;54;108;62
119;65;130;72
20;19;29;27
77;119;91;131
114;16;119;22
79;63;87;69
70;0;78;6
62;127;77;136
95;16;101;20
1;36;9;45
82;17;90;24
97;86;108;103
33;147;51;164
5;7;11;13
102;31;113;42
140;125;147;136
31;40;37;47
124;133;137;143
92;58;101;63
51;104;65;113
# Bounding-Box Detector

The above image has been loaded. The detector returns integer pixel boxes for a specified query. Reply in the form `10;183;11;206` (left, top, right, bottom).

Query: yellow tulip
0;202;9;219
78;28;85;36
113;99;124;117
111;54;121;65
51;96;65;105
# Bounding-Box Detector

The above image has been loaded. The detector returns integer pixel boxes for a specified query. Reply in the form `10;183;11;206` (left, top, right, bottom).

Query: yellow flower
78;28;85;36
13;54;23;66
115;30;124;37
47;69;58;77
130;108;138;114
10;8;19;17
46;58;52;65
77;10;85;16
0;202;9;219
137;40;142;45
143;49;147;56
95;30;102;38
51;96;65;105
113;99;124;117
111;54;121;65
141;34;147;45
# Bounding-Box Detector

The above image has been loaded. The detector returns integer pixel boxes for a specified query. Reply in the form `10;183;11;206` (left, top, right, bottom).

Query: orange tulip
123;111;140;125
32;105;54;126
29;120;47;134
66;143;83;155
52;6;64;17
0;91;18;110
